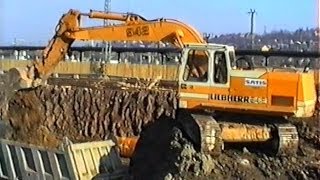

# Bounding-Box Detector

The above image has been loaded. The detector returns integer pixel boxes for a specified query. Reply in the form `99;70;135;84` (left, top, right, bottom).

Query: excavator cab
178;43;233;106
176;43;316;156
178;43;316;118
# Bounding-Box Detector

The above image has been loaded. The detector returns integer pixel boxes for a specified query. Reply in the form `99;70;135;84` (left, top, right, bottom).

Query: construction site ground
0;74;319;180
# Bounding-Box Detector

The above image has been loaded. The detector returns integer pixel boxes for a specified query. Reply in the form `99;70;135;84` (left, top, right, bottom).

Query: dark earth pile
129;116;216;180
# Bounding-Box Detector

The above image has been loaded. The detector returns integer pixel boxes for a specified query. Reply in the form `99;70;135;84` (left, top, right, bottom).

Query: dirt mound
129;116;215;180
290;117;320;148
130;114;320;180
2;85;177;148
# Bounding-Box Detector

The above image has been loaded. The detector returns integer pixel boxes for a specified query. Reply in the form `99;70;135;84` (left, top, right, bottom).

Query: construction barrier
0;138;127;180
62;140;126;180
0;139;75;180
104;63;180;80
0;59;180;81
0;60;32;71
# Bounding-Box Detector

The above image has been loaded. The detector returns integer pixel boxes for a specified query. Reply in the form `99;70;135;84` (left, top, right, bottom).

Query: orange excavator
6;9;318;157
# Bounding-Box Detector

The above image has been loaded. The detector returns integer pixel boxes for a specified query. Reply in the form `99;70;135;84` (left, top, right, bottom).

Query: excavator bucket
7;67;33;90
6;65;44;91
0;66;41;113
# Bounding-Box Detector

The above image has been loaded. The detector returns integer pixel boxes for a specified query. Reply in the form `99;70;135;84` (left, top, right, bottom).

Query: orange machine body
178;44;317;118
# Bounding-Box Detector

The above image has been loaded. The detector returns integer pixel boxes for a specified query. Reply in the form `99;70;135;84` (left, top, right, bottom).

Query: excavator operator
183;49;208;82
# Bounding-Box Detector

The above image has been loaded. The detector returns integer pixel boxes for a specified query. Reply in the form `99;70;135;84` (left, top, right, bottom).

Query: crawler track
274;123;299;156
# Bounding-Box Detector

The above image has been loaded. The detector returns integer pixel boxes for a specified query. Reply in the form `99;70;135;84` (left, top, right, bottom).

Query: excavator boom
11;9;206;89
35;10;79;80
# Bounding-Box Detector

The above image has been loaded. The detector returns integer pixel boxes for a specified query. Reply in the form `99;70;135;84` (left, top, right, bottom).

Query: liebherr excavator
6;9;318;156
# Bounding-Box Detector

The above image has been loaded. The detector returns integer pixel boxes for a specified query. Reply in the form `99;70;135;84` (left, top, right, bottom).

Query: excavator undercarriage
175;109;299;157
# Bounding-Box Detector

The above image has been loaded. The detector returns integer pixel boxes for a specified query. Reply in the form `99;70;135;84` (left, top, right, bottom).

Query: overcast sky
0;0;316;45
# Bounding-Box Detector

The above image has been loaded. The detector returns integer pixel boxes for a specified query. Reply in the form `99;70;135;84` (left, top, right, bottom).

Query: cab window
214;51;228;84
183;49;209;82
229;51;236;67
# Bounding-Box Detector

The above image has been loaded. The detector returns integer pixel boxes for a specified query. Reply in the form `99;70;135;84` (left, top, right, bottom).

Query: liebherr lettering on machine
212;94;267;104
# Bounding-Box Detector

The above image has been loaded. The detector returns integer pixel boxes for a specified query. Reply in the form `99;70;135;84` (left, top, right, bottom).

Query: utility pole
104;0;112;62
247;9;257;49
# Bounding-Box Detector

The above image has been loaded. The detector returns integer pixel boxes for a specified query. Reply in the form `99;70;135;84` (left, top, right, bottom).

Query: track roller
191;114;224;156
177;110;223;156
273;123;299;156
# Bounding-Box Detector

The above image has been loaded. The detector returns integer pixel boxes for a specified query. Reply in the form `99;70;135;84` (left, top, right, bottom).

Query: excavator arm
8;9;206;90
69;10;205;45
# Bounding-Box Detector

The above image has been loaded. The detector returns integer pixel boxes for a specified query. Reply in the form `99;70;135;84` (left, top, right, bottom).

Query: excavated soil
1;84;177;148
0;76;319;179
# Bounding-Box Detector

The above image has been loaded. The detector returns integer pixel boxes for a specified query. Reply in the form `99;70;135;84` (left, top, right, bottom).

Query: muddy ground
0;76;319;179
